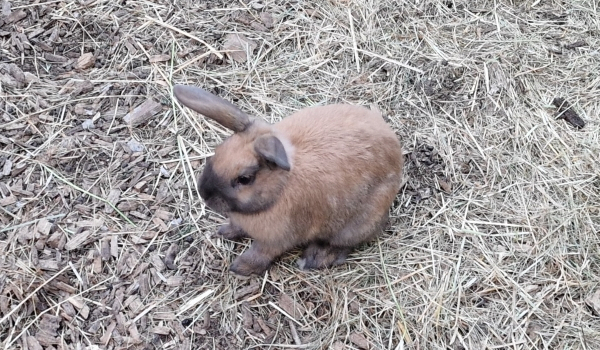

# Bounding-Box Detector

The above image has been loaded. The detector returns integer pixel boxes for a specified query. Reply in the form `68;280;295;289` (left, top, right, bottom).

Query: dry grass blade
38;163;134;225
377;237;412;345
144;15;224;59
0;266;69;326
3;275;116;349
1;0;599;349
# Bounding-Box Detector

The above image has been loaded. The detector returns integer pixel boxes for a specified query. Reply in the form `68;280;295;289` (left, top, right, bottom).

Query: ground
1;0;599;349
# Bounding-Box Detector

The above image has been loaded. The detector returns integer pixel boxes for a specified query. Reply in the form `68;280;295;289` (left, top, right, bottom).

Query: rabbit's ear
174;85;251;132
254;135;290;171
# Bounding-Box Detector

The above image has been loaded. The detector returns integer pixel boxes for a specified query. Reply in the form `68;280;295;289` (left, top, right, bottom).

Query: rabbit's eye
235;174;254;186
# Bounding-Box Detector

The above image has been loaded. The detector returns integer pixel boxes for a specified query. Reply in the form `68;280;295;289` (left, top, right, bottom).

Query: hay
0;0;599;348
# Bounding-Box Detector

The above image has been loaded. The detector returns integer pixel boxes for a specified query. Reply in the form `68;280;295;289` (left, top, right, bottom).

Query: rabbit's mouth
204;196;229;215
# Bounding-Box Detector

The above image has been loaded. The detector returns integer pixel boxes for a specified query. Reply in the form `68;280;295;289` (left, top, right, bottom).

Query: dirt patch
1;0;600;349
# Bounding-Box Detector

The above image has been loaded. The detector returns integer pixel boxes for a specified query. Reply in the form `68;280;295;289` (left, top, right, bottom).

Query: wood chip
140;231;158;240
487;61;507;95
61;300;77;318
68;295;84;309
72;79;94;96
123;98;163;126
69;296;91;319
153;311;176;321
0;295;9;315
65;230;92;251
305;8;322;19
128;323;142;344
234;12;253;25
242;303;253;329
150;253;166;271
164;243;179;270
258;317;273;335
117;201;136;211
437;179;452;193
234;281;260;299
130;262;150;279
154;208;172;221
332;341;345;350
100;237;111;260
26;336;43;350
76;53;95;70
133;180;147;191
1;159;11;175
260;12;274;28
139;273;150;298
0;194;16;206
151;326;171;335
2;1;10;16
46;231;66;249
278;294;306;321
585;289;600;315
0;72;19;88
80;304;90;319
93;253;102;273
5;63;25;84
75;218;104;228
349;332;370;349
124;295;143;312
53;280;77;293
129;210;149;220
116;311;127;330
17;225;35;243
87;320;101;334
36;218;53;235
110;234;118;258
166;276;185;287
250;21;268;32
100;321;116;345
5;10;26;24
11;187;33;196
149;54;171;63
37;259;59;271
129;234;148;244
10;162;27;177
223;33;257;63
564;40;587;50
44;53;68;62
0;182;8;197
37;315;60;345
552;97;585;129
152;217;168;232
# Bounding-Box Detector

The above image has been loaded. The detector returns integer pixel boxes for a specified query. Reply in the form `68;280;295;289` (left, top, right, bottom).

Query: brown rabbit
174;85;403;276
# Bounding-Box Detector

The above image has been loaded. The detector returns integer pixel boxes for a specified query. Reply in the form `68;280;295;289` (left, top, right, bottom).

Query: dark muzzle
198;160;230;215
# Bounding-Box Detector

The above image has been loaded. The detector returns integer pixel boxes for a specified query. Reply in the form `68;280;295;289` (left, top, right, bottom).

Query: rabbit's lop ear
254;135;291;171
173;85;251;132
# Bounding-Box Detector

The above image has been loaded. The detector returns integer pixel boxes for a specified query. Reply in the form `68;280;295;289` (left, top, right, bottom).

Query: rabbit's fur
174;85;403;276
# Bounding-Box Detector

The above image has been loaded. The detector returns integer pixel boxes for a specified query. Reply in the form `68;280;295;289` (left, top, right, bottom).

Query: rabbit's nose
205;196;229;215
198;159;218;200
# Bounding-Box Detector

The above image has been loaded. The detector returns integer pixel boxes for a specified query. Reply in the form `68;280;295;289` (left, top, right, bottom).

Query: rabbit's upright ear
173;85;251;132
254;135;291;171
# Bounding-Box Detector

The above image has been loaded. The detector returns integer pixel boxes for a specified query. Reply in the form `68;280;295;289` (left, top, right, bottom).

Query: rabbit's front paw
297;243;350;270
230;248;272;276
217;224;248;240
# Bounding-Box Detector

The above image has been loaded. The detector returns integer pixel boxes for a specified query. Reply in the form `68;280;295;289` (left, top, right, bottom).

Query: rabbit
173;84;403;276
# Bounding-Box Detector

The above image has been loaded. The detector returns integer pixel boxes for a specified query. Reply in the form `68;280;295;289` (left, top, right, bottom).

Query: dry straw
0;0;599;349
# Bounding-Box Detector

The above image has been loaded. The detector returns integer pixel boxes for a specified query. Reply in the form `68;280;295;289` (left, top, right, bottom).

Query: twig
38;163;135;225
351;47;424;74
378;238;412;345
347;9;360;73
0;266;70;326
145;16;223;59
4;275;116;349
